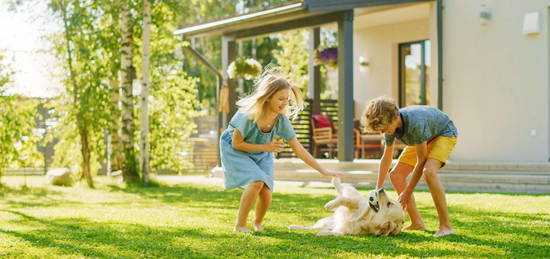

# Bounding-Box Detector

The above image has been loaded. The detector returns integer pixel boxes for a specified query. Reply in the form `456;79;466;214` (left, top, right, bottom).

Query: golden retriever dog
289;178;404;236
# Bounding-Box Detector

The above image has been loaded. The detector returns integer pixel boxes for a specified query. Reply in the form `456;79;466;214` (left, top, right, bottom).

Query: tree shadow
1;209;228;258
0;185;71;208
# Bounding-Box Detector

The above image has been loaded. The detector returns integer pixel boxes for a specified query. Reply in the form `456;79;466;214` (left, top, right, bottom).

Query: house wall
353;18;431;118
443;0;550;162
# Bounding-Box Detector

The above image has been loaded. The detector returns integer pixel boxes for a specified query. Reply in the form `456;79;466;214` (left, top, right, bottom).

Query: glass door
398;40;431;106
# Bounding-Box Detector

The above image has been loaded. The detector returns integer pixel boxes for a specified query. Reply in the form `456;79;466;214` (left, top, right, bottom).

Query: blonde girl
220;69;344;233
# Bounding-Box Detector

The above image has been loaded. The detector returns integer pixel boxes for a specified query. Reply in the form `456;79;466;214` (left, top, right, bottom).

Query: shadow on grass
1;209;227;258
0;184;87;209
108;183;336;217
0;185;62;198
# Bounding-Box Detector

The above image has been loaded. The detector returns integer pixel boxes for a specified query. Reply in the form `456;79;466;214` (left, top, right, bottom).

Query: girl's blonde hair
237;67;304;121
361;96;399;133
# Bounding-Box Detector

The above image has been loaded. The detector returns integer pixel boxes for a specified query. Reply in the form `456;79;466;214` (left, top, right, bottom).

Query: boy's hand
398;190;412;209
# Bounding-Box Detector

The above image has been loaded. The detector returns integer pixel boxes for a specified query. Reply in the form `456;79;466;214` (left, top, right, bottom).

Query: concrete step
438;172;550;184
211;167;550;193
443;162;550;174
211;158;550;193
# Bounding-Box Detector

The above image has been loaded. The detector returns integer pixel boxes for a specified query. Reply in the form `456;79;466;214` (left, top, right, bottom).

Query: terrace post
308;27;321;154
222;36;238;127
308;27;321;115
337;10;354;161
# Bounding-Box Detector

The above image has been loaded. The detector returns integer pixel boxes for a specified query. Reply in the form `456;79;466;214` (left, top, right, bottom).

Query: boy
362;97;458;237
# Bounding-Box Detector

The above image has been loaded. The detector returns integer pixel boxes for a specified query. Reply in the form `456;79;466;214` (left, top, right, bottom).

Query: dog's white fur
289;178;405;236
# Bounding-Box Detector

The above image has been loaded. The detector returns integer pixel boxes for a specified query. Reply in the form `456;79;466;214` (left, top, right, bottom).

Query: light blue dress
220;111;296;191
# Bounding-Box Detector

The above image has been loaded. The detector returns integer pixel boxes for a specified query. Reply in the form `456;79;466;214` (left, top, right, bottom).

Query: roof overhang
174;2;309;38
174;0;433;39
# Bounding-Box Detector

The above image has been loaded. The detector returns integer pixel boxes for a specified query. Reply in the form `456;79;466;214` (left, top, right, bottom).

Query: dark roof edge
174;2;305;36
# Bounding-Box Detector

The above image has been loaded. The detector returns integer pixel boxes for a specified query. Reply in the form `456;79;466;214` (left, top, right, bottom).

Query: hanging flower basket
314;46;338;69
227;58;263;80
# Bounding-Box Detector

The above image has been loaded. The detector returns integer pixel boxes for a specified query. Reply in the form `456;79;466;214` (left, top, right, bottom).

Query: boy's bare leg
235;181;264;232
390;162;426;230
423;158;453;237
253;185;272;231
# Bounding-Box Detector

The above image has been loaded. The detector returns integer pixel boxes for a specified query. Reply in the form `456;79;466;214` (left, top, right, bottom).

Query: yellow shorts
397;136;457;167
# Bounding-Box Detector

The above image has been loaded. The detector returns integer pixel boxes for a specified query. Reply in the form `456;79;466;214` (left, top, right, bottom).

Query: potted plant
227;58;263;80
314;46;338;69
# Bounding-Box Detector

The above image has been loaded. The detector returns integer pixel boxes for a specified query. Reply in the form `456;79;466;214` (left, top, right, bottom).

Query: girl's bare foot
253;222;264;231
234;226;251;233
404;224;426;231
433;227;454;237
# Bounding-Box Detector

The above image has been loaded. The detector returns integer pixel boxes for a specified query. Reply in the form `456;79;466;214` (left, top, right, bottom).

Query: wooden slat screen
277;98;338;158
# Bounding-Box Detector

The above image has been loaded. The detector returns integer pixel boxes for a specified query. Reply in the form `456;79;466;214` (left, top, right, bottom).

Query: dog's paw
324;199;338;210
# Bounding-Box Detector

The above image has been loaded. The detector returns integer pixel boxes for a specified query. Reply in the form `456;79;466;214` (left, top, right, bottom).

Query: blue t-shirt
384;106;458;146
227;111;297;144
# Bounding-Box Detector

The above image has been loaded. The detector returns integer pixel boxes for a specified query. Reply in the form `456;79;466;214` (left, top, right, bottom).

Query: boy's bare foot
234;226;251;233
404;224;426;231
253;223;264;231
433;227;454;237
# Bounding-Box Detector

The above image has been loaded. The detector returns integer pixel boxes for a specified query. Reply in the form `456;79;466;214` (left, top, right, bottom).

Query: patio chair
354;129;383;159
310;114;337;158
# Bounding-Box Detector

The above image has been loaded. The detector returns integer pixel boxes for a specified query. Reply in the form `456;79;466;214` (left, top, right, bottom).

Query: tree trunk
109;79;123;173
140;0;151;184
79;126;94;188
59;0;94;187
119;3;139;183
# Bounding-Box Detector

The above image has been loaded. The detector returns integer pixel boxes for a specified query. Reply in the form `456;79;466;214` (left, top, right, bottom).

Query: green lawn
1;176;549;259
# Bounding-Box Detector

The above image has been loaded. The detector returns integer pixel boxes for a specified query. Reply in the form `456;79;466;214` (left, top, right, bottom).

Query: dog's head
366;189;405;236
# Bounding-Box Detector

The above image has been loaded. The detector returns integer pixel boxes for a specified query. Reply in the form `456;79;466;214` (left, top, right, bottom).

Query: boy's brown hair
361;97;399;133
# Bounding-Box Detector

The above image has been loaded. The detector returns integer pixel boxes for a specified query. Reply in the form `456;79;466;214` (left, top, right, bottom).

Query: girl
220;69;344;233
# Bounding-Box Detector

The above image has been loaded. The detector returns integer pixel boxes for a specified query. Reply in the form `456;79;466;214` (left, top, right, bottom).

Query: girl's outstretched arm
288;138;345;178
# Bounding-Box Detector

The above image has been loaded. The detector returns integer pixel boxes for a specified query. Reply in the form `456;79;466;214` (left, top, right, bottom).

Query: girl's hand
322;171;346;178
265;138;284;152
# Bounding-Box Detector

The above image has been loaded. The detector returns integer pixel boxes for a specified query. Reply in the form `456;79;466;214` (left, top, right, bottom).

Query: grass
0;176;549;259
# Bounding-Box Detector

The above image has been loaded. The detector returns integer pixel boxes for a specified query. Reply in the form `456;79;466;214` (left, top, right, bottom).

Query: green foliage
272;30;309;96
46;99;103;175
0;54;40;178
47;0;113;183
0;177;549;258
0;55;14;93
0;96;40;176
148;71;200;173
134;0;202;174
45;0;203;178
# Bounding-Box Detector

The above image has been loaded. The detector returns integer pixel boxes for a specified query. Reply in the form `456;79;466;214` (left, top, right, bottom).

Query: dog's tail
331;177;344;195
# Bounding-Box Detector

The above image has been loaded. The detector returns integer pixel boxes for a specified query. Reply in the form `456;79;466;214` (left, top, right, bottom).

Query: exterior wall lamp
480;4;492;26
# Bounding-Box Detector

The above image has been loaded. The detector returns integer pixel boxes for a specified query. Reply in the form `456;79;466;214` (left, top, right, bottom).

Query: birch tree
139;0;151;183
119;1;139;182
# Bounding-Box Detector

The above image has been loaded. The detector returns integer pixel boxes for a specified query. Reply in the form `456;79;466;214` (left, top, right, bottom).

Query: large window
398;40;431;106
